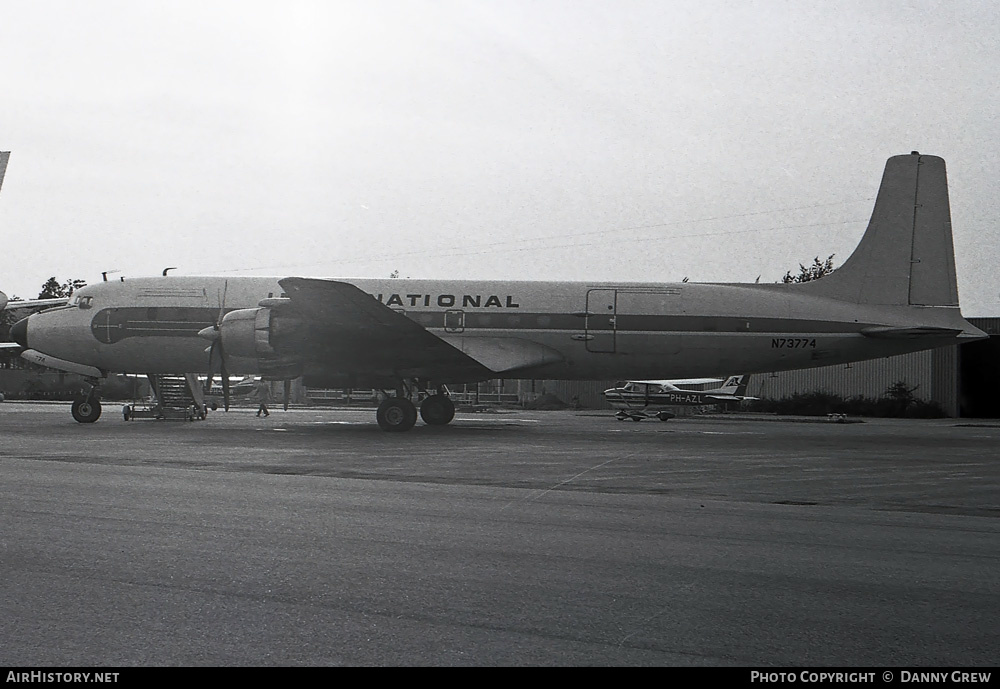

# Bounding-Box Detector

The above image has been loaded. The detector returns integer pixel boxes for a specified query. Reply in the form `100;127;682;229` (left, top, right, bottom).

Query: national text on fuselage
373;293;521;308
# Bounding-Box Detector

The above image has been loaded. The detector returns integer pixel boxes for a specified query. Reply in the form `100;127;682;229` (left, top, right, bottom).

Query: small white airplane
7;153;988;430
605;375;755;421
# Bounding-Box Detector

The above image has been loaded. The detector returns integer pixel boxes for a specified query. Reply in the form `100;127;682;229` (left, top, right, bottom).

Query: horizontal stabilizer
439;336;564;373
860;326;963;339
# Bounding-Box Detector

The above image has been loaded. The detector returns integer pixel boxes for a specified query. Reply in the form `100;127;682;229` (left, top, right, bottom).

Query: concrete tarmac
1;402;998;666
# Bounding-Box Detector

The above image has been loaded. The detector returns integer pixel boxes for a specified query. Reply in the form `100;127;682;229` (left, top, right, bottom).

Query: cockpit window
76;295;93;309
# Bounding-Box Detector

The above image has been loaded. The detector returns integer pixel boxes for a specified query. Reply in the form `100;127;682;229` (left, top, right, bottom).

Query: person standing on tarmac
253;379;272;417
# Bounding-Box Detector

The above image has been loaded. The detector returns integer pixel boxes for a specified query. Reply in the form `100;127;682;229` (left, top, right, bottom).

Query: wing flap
439;336;563;373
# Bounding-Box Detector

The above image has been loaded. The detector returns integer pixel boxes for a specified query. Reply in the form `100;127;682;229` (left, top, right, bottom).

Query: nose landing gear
71;393;102;423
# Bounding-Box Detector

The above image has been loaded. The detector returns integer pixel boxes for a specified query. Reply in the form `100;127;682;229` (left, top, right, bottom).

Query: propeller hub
197;326;220;342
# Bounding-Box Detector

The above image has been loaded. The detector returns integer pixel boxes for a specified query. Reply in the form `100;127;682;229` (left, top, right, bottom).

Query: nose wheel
71;395;102;423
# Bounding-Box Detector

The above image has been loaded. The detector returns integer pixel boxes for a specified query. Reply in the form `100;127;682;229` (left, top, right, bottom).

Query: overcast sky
2;0;998;315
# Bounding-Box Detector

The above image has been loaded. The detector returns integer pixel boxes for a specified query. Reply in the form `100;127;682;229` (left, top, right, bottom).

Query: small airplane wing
275;278;561;380
625;378;725;386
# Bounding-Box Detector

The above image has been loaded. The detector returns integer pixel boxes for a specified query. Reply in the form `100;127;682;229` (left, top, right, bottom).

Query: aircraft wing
275;278;561;381
627;378;725;386
1;295;71;311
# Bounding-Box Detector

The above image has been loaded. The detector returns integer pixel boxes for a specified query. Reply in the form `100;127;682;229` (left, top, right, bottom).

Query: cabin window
76;296;93;309
444;309;464;333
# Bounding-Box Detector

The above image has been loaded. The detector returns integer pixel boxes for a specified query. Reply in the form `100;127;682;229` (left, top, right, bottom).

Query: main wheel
71;396;102;423
376;397;418;432
420;395;455;425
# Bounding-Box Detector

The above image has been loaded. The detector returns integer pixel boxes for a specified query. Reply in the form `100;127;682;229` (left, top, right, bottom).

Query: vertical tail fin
0;151;9;194
714;375;748;395
796;153;959;307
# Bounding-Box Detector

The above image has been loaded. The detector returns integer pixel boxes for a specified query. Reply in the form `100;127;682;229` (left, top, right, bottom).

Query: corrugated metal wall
970;317;1000;336
533;379;615;409
748;349;936;403
931;346;959;417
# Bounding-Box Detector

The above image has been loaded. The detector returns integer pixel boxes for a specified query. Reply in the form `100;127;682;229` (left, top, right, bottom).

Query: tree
885;380;919;414
781;255;836;283
0;301;20;342
37;277;86;299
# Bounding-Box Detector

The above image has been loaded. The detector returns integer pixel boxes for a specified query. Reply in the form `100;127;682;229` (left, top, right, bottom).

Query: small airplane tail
713;375;748;395
793;152;958;307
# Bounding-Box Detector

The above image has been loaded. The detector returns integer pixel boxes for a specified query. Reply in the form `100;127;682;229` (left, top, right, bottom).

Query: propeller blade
209;282;230;410
221;347;230;412
217;280;228;325
283;379;291;411
204;341;218;394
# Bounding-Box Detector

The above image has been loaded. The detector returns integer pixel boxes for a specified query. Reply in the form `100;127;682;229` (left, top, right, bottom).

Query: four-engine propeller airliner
8;153;987;430
605;375;755;421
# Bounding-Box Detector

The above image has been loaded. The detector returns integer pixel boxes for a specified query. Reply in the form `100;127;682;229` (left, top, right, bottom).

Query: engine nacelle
219;308;272;359
219;307;304;379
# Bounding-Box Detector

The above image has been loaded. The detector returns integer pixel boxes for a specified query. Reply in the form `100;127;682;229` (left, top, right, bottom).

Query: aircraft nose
9;316;28;348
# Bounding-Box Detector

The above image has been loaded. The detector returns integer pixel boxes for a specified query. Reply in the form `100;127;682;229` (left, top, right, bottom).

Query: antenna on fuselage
102;270;121;282
162;267;177;276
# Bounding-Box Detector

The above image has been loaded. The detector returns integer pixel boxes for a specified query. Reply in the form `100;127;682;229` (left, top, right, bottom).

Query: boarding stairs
123;374;206;421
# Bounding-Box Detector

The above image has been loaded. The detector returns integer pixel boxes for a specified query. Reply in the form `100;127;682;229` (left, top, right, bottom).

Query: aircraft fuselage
21;274;980;386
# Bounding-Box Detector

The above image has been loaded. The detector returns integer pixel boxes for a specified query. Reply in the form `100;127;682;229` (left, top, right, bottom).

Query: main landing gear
375;382;456;432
